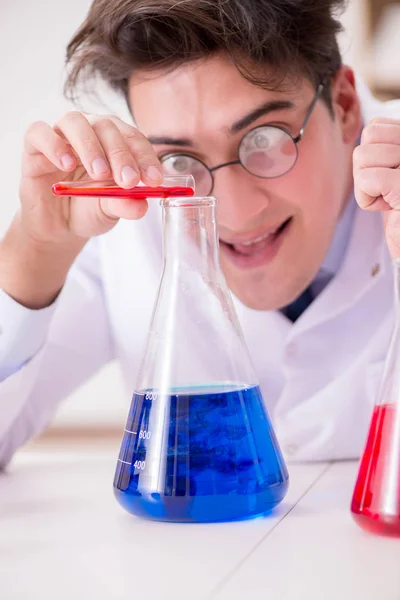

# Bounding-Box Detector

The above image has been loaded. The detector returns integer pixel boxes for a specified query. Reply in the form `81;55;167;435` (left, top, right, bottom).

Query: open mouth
219;217;292;268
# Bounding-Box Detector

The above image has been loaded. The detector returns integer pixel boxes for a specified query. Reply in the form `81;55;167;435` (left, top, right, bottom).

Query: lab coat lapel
289;207;390;338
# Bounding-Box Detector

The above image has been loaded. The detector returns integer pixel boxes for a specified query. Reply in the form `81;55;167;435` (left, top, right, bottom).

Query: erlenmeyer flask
113;195;289;522
351;258;400;537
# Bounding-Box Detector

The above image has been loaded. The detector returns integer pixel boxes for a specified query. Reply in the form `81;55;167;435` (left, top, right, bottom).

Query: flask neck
161;198;219;274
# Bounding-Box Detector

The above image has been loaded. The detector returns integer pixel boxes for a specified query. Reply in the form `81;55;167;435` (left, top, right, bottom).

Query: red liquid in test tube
351;403;400;536
52;175;195;200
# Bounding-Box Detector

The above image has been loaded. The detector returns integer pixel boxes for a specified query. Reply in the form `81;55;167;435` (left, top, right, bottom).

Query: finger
361;121;400;146
354;185;391;212
384;209;400;259
92;119;140;188
353;143;400;170
355;194;391;212
23;121;77;176
99;197;148;221
369;117;400;126
109;118;163;186
354;166;400;210
54;111;111;180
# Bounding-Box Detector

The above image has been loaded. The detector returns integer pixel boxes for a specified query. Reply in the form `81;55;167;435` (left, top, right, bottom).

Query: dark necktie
281;285;314;322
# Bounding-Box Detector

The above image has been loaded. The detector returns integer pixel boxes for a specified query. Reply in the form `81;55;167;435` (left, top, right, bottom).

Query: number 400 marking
134;460;146;470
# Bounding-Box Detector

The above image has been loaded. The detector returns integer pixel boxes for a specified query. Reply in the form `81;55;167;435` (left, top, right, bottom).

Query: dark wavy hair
64;0;346;108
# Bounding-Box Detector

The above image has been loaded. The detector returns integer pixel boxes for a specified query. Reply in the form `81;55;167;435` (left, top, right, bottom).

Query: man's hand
353;117;400;258
0;112;163;309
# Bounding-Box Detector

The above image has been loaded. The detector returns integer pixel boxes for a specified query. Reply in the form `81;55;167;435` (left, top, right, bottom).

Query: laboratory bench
1;439;399;600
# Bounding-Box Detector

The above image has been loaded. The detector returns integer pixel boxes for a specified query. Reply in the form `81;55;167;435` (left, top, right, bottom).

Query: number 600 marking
139;430;151;440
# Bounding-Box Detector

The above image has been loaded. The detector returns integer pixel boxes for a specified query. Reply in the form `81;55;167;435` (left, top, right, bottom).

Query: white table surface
1;445;400;600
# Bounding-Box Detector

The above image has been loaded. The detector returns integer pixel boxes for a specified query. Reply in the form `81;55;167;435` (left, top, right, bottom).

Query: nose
211;163;271;231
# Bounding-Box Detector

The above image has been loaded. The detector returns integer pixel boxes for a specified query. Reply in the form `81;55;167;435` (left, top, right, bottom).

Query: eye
238;125;297;177
243;126;287;152
160;154;212;195
253;131;270;149
161;155;199;175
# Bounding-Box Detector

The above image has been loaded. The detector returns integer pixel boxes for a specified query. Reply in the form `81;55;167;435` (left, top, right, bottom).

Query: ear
330;66;362;145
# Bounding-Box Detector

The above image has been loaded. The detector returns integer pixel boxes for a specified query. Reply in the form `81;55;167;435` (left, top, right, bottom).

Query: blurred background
0;0;399;441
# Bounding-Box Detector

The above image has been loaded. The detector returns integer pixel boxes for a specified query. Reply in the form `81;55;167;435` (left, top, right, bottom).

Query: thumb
99;197;149;221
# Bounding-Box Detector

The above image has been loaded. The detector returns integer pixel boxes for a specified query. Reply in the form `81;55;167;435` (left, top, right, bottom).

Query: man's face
129;55;361;310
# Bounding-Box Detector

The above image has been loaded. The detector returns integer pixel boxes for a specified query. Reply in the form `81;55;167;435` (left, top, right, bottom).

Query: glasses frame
160;83;325;195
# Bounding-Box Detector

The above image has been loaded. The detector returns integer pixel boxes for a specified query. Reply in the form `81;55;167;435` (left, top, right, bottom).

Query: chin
227;273;311;312
228;285;281;311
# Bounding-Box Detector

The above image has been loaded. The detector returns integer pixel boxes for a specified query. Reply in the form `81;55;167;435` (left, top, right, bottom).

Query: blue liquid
113;385;289;522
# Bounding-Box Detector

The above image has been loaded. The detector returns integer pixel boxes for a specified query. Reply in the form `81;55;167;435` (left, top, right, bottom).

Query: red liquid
351;403;400;536
52;183;195;200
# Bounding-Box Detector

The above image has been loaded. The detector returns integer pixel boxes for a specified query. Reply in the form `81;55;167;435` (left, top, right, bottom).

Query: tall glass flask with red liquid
351;258;400;536
113;195;289;522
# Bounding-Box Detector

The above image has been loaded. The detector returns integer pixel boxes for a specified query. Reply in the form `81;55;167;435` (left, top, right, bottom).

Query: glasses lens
239;126;298;178
160;155;212;196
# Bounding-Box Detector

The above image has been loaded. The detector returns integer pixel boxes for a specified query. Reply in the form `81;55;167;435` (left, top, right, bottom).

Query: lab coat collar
289;206;390;339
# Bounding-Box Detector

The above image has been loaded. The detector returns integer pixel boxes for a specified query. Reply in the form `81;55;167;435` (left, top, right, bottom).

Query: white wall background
0;0;398;430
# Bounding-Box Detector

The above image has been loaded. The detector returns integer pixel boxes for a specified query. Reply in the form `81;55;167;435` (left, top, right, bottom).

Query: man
0;0;399;465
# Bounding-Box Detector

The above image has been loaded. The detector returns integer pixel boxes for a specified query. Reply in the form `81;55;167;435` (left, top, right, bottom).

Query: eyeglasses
160;83;324;196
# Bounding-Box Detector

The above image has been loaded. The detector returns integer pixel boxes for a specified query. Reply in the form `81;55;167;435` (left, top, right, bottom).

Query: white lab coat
0;80;399;466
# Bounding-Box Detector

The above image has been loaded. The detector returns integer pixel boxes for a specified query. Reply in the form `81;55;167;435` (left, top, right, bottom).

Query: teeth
241;230;276;246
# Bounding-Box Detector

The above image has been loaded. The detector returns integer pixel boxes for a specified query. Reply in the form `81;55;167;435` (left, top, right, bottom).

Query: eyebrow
147;136;193;146
230;99;295;133
147;99;295;147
